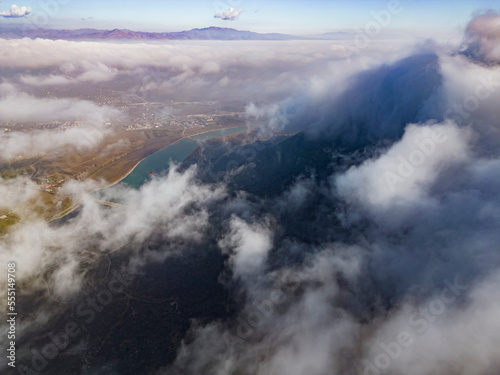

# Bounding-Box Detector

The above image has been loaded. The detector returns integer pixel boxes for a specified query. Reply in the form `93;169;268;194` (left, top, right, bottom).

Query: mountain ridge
0;26;308;41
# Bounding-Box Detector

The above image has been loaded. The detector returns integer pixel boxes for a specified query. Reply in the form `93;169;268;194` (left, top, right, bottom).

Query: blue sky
0;0;498;34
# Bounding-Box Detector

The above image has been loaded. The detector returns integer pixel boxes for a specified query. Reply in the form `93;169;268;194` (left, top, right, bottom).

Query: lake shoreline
50;125;250;221
99;125;249;189
109;125;249;189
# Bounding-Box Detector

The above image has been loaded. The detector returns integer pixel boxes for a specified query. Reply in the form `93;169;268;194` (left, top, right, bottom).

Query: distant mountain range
0;26;356;41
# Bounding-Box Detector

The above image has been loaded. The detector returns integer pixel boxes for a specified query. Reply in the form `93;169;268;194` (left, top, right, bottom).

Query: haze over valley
1;2;500;375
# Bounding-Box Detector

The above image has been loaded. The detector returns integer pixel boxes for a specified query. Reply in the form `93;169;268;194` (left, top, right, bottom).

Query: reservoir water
120;126;248;188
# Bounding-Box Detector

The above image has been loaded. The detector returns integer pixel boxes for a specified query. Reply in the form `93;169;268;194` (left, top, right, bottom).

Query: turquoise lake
120;126;248;188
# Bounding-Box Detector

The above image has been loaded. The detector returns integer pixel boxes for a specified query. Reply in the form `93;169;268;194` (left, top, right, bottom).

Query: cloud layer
1;12;500;375
0;84;121;160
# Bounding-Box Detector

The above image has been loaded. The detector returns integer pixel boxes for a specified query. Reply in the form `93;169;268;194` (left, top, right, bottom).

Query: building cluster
1;120;88;131
36;177;66;193
122;115;217;131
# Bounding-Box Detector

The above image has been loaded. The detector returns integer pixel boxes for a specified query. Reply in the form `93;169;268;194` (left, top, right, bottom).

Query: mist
1;12;500;375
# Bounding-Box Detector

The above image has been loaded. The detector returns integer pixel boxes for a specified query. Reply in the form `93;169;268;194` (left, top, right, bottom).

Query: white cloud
0;84;121;159
214;7;243;21
0;4;31;17
0;166;226;302
0;127;110;160
20;62;120;86
365;273;500;375
0;84;120;124
219;216;273;278
0;37;414;104
0;176;39;210
335;121;471;210
462;12;500;64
